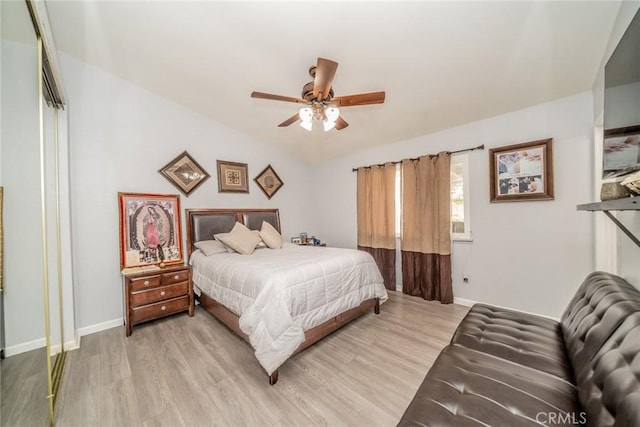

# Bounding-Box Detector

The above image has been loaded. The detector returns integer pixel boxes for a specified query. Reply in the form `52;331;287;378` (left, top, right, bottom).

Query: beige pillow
214;233;235;253
259;221;282;249
216;230;265;252
194;240;228;256
217;222;262;255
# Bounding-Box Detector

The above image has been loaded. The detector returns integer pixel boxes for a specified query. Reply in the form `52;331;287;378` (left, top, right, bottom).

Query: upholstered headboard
185;208;281;257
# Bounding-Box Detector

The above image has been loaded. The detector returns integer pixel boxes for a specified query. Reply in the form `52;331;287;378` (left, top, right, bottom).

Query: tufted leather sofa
397;271;640;426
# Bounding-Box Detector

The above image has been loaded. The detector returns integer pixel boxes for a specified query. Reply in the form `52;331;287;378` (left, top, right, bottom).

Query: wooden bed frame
185;208;380;385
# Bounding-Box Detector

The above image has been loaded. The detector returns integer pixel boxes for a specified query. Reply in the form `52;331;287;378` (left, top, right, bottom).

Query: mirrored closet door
1;0;69;424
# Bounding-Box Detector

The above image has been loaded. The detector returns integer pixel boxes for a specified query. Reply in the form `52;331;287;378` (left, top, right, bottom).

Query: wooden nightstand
122;264;194;336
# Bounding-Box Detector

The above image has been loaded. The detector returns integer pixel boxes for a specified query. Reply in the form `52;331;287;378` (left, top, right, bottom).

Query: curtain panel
357;164;396;290
401;153;453;303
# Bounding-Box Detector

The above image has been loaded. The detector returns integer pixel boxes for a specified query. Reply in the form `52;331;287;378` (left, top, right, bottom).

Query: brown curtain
401;153;453;303
357;163;396;290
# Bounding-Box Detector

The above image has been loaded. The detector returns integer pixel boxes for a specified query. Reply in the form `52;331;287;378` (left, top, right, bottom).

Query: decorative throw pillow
259;220;282;249
214;232;236;253
217;222;262;255
216;230;265;252
194;240;228;256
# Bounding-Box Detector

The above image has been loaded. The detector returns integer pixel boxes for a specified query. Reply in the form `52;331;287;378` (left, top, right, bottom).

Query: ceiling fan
251;57;385;132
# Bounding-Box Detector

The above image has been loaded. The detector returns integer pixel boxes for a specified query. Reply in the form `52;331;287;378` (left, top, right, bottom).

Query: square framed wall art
254;164;284;199
489;138;554;202
158;151;210;196
217;160;249;193
118;192;183;268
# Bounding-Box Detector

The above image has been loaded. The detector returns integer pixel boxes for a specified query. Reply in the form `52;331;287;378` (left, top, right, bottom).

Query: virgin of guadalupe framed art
118;192;183;269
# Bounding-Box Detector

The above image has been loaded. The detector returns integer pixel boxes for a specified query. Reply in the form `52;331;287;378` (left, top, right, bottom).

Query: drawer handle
161;305;166;311
174;275;180;280
160;291;166;296
143;280;150;286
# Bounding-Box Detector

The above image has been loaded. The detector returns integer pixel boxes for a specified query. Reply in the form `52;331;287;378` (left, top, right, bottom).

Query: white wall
60;54;315;332
592;1;640;286
1;39;76;355
0;40;45;351
312;92;594;319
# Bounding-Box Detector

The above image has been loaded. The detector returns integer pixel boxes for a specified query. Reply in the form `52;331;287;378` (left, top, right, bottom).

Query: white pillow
259;220;282;249
217;222;262;255
194;240;228;256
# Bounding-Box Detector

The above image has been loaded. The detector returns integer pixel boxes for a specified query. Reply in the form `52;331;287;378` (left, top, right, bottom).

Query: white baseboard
453;297;476;307
77;317;123;337
4;337;46;357
454;296;560;321
5;337;80;358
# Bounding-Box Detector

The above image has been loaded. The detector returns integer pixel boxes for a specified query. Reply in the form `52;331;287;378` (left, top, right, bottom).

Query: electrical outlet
463;273;470;284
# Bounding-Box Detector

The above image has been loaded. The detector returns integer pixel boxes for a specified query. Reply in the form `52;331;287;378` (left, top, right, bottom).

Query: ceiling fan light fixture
325;107;340;122
299;107;313;131
299;107;313;122
323;119;336;132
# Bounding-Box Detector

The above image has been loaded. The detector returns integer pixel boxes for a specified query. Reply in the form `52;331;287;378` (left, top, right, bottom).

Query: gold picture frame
254;164;284;199
217;160;249;193
158;151;210;197
489;138;554;202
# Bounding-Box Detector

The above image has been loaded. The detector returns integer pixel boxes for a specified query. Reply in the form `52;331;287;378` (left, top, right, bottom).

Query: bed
185;208;388;384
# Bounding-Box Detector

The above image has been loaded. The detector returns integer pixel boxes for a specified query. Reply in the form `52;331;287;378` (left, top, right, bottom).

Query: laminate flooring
25;292;470;426
1;347;50;426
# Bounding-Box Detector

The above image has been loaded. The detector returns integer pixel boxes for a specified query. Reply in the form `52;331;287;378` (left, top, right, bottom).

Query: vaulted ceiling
44;1;622;163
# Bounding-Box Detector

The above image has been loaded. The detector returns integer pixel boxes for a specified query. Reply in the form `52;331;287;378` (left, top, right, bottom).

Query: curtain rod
351;144;485;172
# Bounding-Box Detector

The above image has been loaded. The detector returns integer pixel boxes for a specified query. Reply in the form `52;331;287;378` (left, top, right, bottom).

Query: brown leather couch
397;271;640;426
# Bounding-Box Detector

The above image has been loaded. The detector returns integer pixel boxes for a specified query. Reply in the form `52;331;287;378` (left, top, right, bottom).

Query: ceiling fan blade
277;113;300;127
335;116;349;130
251;91;307;104
330;91;386;107
313;58;338;101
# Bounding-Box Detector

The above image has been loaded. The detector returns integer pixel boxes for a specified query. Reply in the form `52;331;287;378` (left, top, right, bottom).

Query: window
450;153;472;241
393;155;472;241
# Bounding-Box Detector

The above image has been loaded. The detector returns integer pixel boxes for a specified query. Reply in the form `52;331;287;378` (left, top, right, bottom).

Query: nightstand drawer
162;270;189;285
130;282;189;307
131;296;189;323
129;275;162;292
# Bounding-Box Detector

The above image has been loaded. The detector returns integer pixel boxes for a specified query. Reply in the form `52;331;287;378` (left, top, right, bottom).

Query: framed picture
254;164;284;199
217;160;249;193
489;138;554;202
602;126;640;179
118;192;183;268
158;151;210;196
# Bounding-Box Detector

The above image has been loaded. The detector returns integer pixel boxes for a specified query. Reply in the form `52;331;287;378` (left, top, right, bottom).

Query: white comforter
190;243;388;375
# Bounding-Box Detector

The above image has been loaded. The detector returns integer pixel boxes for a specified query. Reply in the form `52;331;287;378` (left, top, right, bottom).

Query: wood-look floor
8;292;469;426
1;347;50;426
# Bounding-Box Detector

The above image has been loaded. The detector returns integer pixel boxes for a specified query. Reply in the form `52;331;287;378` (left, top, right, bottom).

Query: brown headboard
185;208;281;257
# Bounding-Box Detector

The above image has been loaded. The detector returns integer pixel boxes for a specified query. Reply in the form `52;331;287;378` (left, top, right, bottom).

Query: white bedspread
190;243;388;375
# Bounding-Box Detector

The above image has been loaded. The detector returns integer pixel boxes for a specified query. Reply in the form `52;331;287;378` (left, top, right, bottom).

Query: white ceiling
43;1;622;164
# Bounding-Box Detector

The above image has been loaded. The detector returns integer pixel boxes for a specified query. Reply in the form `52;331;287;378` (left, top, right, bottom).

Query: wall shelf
577;196;640;248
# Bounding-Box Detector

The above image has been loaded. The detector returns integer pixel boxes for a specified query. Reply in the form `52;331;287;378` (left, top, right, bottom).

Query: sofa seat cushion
450;304;572;382
397;345;580;426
